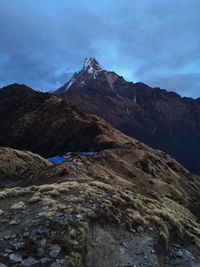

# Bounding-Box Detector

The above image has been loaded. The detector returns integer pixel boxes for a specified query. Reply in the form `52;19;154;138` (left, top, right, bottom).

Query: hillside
0;147;51;188
0;84;133;157
55;58;200;175
0;82;200;266
0;145;199;266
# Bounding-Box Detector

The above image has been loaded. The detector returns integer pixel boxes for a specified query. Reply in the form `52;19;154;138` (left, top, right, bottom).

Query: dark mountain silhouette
0;83;135;157
55;58;200;174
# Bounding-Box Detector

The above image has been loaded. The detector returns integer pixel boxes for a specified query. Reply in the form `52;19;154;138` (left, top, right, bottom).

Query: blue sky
0;0;200;97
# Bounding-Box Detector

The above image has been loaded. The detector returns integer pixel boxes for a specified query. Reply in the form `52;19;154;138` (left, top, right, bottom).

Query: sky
0;0;200;98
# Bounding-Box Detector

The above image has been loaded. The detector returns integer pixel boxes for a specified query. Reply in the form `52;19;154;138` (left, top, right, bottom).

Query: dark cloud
0;0;199;97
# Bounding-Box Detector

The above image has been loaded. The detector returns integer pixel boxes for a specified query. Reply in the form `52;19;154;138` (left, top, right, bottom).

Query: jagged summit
83;57;102;73
55;58;200;175
56;57;104;93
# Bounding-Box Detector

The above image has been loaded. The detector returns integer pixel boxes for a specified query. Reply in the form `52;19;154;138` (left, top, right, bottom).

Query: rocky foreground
0;146;199;267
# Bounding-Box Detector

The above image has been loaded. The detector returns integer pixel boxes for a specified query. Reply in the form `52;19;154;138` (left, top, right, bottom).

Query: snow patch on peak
82;57;102;79
83;57;102;70
84;57;95;69
65;79;75;91
61;57;103;92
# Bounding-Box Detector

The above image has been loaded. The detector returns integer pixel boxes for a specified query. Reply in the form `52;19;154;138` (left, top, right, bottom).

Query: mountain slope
0;147;52;187
0;144;200;266
55;58;200;174
0;83;135;157
0;82;200;266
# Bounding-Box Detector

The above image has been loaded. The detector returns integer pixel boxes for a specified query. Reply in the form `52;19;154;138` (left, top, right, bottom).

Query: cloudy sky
0;0;199;97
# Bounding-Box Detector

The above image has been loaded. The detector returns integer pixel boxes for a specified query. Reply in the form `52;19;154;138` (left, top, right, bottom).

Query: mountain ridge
55;58;200;175
0;83;136;157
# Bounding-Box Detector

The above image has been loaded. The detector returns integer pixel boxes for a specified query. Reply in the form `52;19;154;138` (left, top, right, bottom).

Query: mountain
0;83;136;157
55;58;200;175
0;83;200;266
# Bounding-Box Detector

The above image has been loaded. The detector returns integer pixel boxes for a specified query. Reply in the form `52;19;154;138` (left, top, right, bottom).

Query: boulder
9;253;22;263
21;257;38;267
49;244;61;258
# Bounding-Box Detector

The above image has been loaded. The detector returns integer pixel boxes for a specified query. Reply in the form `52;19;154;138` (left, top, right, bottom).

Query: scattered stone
0;263;7;267
3;235;11;240
69;229;76;238
76;214;83;220
174;244;181;248
129;229;136;233
175;248;184;258
137;226;144;233
21;257;38;267
37;247;45;257
39;238;47;247
32;228;49;236
5;249;13;253
11;233;17;239
50;263;62;267
23;232;30;238
49;244;61;258
50;261;67;267
40;257;52;265
53;212;64;219
9;253;22;263
9;219;19;226
0;209;5;216
13;242;24;250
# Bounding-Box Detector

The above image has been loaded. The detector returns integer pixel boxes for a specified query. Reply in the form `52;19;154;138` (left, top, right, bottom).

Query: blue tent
79;152;97;156
47;156;65;164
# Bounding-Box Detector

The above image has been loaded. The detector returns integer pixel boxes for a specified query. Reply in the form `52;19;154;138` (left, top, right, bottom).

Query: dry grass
0;147;199;265
50;220;88;267
0;179;199;251
0;178;199;266
11;201;26;210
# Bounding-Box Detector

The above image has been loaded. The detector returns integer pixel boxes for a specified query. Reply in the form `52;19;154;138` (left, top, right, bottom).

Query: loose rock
49;244;61;258
137;226;144;233
21;257;38;267
40;257;52;264
175;248;184;258
9;253;22;263
13;242;24;250
9;219;19;226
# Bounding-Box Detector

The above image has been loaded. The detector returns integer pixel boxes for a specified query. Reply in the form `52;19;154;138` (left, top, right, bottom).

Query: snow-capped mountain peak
59;57;103;92
83;57;102;71
82;57;102;78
